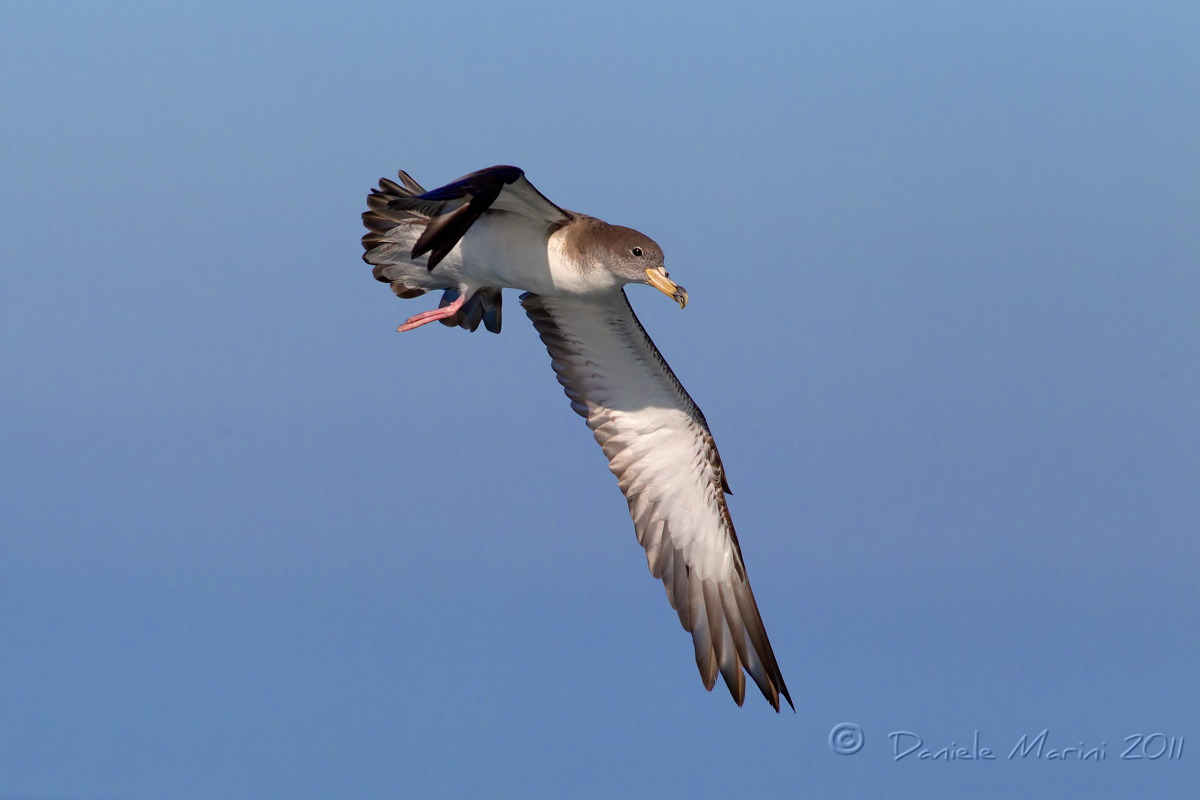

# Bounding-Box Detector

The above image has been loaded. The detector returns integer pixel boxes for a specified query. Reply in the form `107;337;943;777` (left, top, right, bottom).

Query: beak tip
645;268;688;309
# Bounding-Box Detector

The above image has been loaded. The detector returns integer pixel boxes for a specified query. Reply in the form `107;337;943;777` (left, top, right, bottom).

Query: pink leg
397;293;467;332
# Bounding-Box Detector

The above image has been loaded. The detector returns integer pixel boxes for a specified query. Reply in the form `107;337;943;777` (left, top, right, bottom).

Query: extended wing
521;291;794;711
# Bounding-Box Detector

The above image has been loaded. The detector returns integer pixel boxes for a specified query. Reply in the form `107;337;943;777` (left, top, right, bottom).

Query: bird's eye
632;247;643;257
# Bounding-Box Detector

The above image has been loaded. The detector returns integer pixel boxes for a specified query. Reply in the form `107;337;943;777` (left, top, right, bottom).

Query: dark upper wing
521;291;794;711
380;165;572;270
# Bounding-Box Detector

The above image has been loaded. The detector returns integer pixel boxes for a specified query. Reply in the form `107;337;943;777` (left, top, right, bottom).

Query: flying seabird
361;166;794;711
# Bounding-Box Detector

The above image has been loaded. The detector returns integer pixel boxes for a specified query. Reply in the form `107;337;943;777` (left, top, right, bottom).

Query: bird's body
362;166;793;711
373;214;644;301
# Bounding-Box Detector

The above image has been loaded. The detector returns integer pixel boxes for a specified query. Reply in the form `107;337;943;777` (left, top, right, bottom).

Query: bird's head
604;226;688;309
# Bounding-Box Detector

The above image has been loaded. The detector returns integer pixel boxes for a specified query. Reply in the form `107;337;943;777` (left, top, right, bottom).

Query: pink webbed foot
397;293;466;332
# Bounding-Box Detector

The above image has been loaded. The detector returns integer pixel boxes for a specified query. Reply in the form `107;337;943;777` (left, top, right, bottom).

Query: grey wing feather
521;291;794;711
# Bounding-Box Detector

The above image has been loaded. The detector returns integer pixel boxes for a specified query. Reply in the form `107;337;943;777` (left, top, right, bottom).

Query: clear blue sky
2;2;1197;798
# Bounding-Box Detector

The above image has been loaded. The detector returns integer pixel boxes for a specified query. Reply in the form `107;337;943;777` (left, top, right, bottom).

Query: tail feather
394;170;425;194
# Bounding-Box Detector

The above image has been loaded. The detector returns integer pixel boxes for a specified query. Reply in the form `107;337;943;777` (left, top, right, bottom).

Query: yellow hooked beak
645;268;689;309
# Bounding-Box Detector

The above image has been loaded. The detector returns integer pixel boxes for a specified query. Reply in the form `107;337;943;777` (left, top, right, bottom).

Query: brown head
563;219;688;308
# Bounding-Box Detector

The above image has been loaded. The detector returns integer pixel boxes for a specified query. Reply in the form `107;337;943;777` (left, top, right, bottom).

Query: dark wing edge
374;165;571;271
521;291;794;712
362;170;505;333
